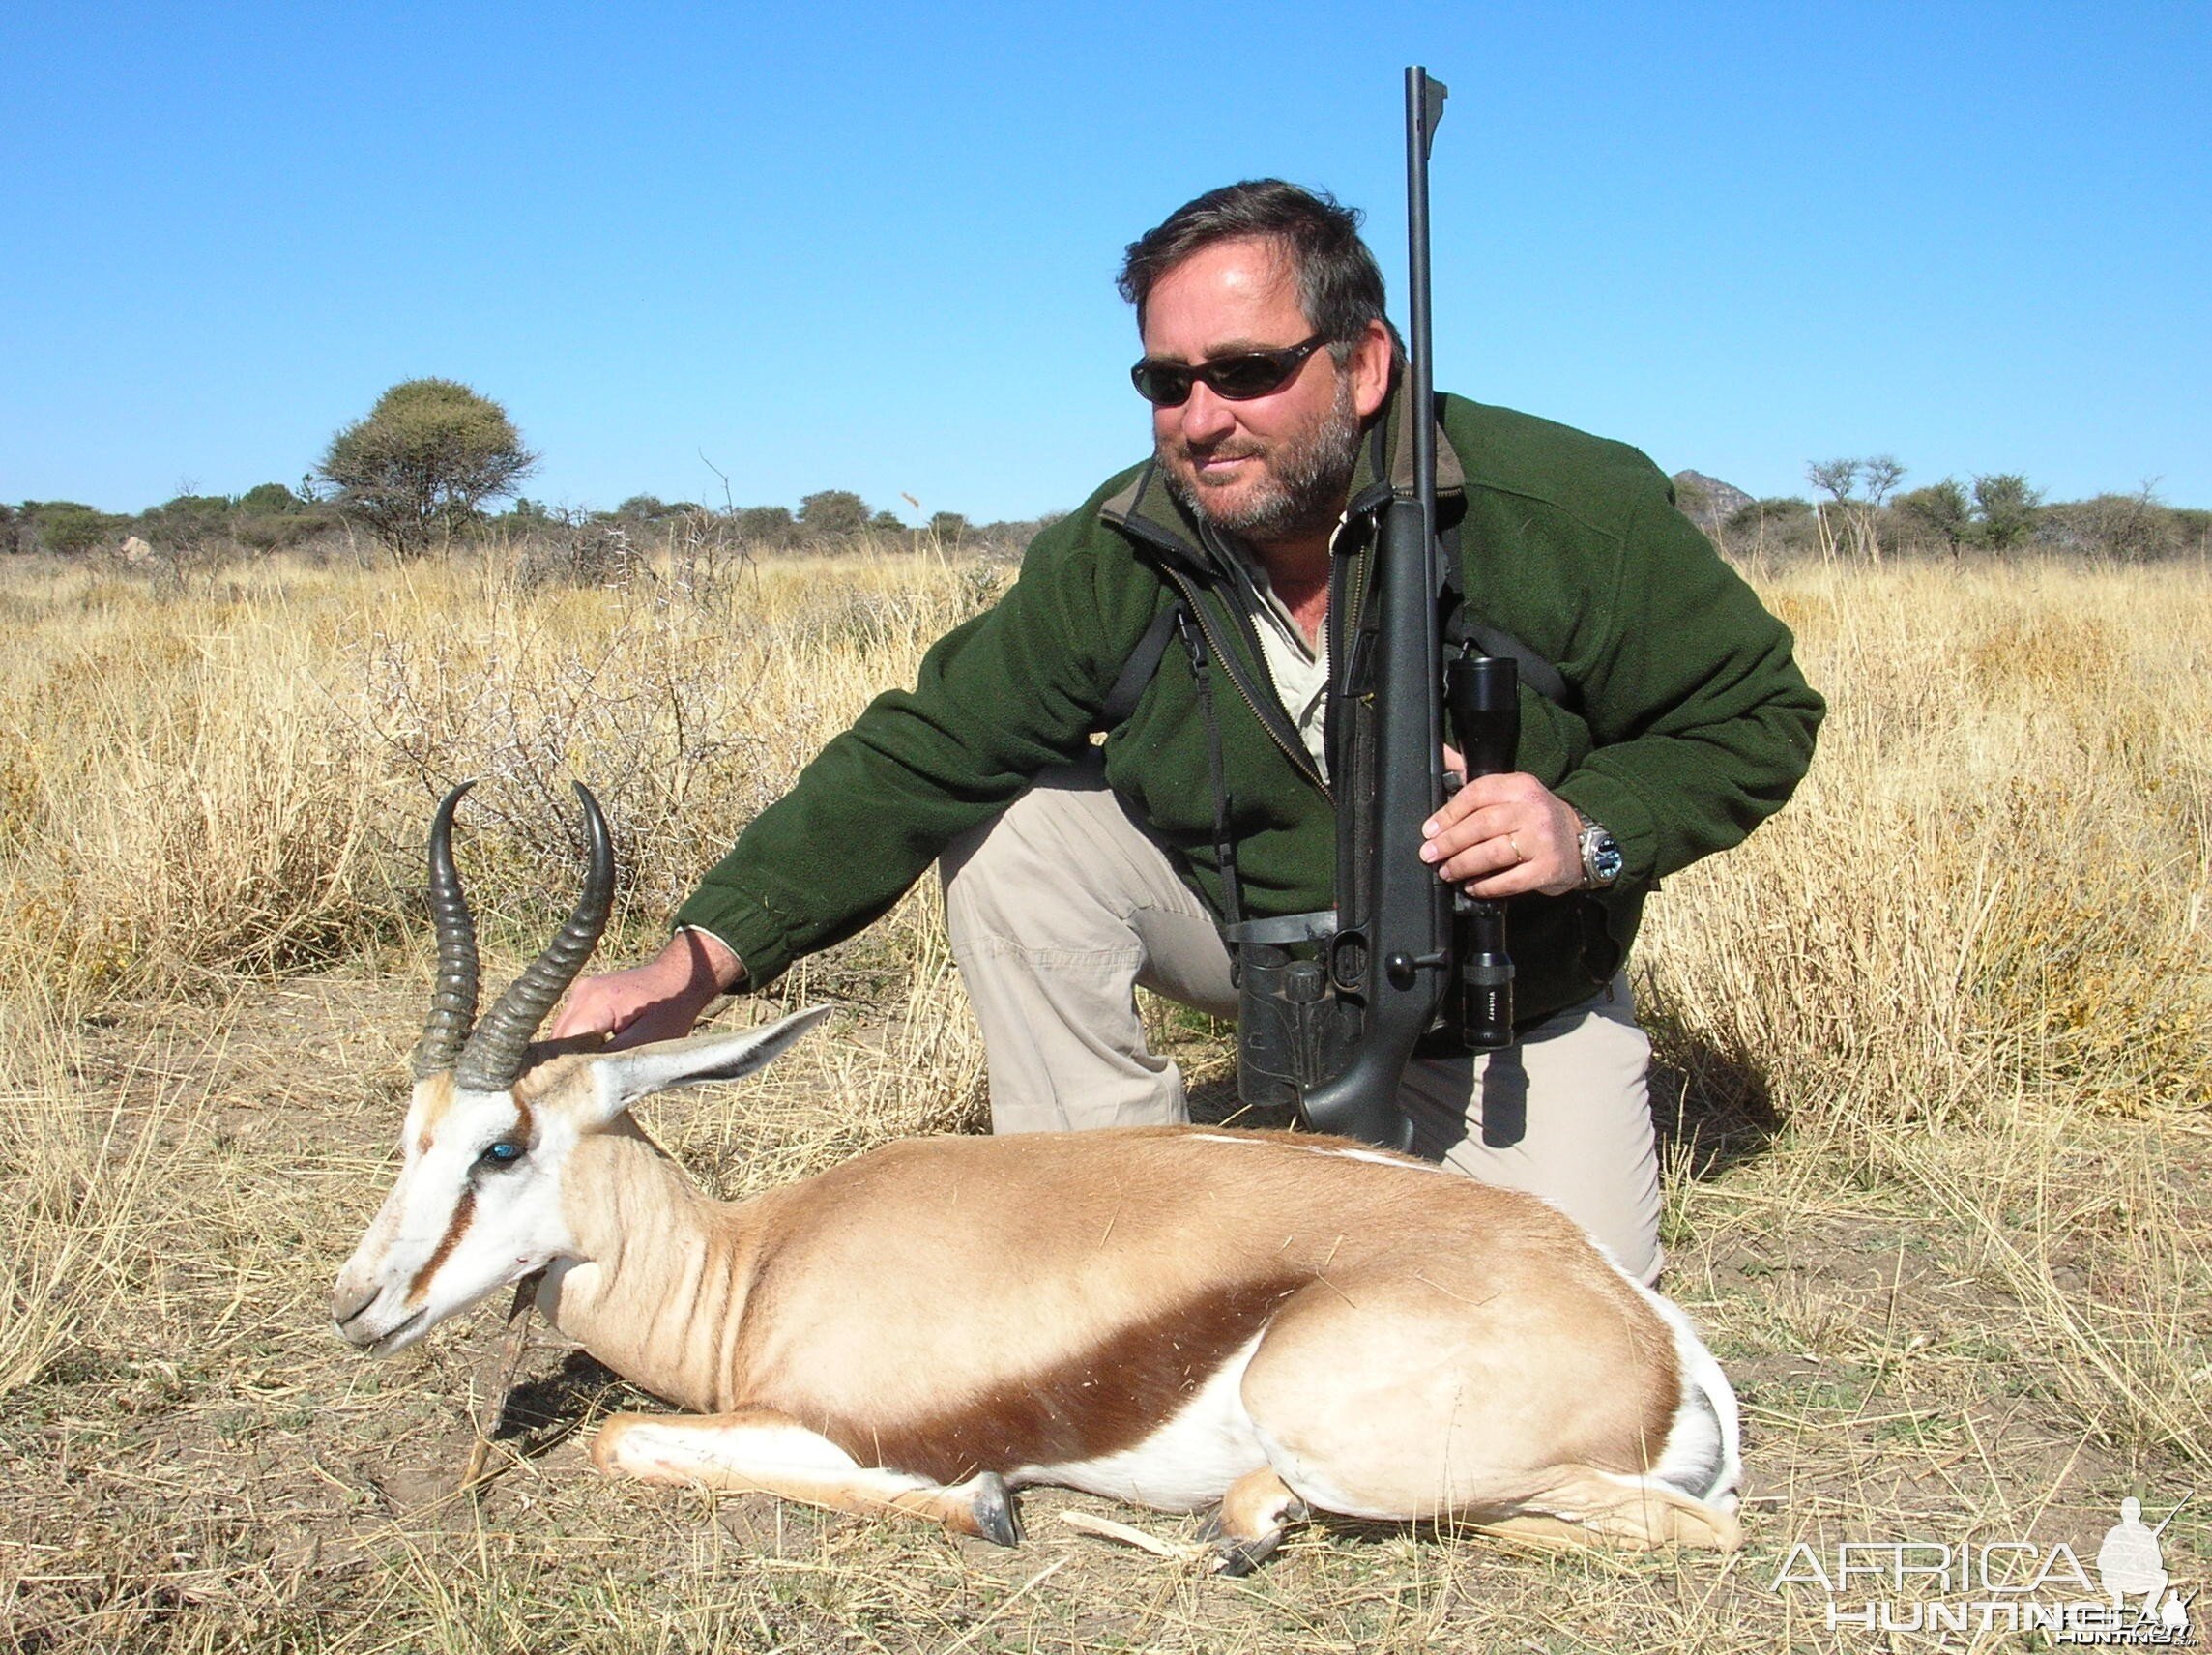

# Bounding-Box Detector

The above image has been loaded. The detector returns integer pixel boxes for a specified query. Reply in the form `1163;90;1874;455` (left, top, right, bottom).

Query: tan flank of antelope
333;784;1743;1570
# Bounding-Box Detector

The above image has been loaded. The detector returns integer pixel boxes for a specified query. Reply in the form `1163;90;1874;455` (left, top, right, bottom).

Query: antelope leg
593;1408;1021;1544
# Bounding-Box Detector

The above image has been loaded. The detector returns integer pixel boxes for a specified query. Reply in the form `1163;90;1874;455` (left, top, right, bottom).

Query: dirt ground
3;972;2205;1653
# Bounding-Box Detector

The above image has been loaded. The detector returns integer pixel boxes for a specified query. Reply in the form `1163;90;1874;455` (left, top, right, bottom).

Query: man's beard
1160;373;1362;543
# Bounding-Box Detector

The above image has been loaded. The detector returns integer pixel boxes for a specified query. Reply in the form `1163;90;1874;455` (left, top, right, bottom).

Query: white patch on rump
1593;1249;1743;1510
1643;1294;1741;1506
1019;1331;1269;1511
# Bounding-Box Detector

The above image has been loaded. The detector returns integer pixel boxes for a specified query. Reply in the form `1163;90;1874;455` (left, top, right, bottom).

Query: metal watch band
1573;811;1624;890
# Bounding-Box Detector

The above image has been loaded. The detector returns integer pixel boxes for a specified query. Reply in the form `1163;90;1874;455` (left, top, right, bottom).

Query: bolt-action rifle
1233;66;1522;1150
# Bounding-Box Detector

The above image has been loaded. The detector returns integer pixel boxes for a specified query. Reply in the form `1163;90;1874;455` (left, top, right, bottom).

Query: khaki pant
939;757;1665;1283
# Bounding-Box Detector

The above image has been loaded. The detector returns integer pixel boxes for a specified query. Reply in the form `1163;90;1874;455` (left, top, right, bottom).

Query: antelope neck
543;1128;767;1414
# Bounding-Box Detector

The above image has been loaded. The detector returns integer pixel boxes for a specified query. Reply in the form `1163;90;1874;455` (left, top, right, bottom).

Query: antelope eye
477;1140;527;1168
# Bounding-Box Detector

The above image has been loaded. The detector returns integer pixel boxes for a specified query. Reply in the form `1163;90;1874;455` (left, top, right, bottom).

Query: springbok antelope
333;784;1744;1569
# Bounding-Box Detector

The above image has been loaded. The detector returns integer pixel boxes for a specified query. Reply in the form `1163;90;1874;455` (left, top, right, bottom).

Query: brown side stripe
406;1187;476;1305
810;1272;1305;1488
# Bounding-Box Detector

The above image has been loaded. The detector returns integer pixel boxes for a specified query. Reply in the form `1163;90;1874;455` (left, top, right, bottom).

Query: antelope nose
331;1281;379;1339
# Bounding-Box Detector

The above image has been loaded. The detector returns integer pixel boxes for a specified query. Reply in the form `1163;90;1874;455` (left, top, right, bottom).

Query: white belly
1015;1332;1267;1511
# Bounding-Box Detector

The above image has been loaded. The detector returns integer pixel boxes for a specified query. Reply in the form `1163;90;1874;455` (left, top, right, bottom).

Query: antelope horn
411;782;481;1080
453;782;614;1092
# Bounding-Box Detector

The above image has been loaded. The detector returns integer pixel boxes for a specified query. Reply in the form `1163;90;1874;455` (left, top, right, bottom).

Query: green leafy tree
1898;478;1972;557
1720;496;1819;560
318;379;538;558
503;498;564;529
610;494;696;524
238;481;305;514
1972;473;2043;552
23;501;127;556
133;493;236;561
731;505;796;546
796;490;869;539
234;482;337;553
2045;486;2180;564
1727;497;1813;531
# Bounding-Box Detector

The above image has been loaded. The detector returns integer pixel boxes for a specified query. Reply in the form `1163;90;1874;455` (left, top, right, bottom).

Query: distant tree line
2;378;1051;567
502;490;1047;556
0;484;337;561
0;482;1050;568
1676;456;2210;566
9;380;2202;571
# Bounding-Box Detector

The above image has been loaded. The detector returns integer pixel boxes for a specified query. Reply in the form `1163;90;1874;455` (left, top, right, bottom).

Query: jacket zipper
1336;476;1392;646
1162;567;1329;798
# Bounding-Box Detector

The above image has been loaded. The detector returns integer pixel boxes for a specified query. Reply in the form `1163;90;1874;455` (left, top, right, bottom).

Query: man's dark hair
1118;180;1389;352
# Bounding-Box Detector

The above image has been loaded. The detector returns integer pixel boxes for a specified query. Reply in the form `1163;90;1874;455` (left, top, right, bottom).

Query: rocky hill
1672;470;1754;535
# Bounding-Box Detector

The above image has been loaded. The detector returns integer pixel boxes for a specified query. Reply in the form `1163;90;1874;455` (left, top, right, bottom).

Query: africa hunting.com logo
1770;1495;2196;1643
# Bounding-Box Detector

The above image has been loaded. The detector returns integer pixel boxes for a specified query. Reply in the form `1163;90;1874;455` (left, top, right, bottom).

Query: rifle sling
1101;601;1181;728
1172;604;1244;934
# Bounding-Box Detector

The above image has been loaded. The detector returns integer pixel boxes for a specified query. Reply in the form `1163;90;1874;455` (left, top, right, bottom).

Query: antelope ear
585;1006;830;1124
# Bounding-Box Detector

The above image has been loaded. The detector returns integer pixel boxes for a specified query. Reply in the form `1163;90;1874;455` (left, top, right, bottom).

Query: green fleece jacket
674;389;1823;1027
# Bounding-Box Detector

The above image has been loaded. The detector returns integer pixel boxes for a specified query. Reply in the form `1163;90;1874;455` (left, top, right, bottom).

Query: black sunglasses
1129;333;1331;407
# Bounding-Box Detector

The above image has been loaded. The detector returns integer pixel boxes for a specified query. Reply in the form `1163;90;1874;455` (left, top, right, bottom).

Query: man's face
1141;237;1391;548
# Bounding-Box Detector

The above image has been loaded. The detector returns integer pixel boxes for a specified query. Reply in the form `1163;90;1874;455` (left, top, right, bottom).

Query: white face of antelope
332;1009;830;1356
331;1069;586;1355
335;775;626;1356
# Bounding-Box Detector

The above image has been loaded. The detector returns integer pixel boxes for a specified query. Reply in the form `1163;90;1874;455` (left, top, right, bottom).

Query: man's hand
1421;755;1585;899
549;928;744;1051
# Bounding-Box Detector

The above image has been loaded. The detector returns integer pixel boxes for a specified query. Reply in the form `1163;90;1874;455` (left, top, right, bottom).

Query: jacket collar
1097;365;1466;574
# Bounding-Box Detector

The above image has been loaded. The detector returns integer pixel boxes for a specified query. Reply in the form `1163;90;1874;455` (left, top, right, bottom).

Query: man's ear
1351;318;1395;421
584;1005;830;1125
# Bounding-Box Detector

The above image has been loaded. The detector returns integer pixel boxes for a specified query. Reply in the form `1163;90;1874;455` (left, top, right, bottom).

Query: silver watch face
1583;827;1624;887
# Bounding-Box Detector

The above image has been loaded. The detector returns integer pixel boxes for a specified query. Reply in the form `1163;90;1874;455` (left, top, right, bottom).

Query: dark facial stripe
809;1273;1304;1488
406;1187;476;1305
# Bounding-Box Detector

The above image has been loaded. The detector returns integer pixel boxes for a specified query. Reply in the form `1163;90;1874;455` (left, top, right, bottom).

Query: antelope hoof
1200;1474;1308;1575
1208;1529;1285;1576
970;1471;1023;1548
1198;1490;1309;1542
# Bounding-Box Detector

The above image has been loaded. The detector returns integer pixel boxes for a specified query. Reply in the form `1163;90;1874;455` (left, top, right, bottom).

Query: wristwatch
1574;811;1624;890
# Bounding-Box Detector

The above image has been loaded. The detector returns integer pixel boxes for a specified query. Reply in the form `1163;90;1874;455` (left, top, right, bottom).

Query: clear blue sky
3;1;2205;521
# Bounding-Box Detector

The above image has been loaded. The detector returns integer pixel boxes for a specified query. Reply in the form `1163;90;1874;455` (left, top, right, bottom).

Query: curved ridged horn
453;782;614;1092
412;781;481;1080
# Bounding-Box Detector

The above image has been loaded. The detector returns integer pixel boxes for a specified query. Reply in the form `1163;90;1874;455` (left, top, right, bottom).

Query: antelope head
331;781;822;1355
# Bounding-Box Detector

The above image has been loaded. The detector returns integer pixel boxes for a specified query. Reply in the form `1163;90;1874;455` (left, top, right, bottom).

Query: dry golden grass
0;545;2204;1651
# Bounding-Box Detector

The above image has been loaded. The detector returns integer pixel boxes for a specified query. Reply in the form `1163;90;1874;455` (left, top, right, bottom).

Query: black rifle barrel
1299;67;1449;1151
1406;65;1444;561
